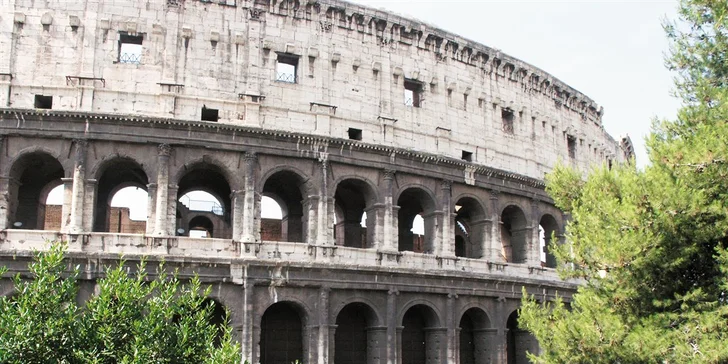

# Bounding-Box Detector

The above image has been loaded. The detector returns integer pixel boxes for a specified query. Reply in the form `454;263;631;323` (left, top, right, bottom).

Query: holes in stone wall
34;95;53;109
404;79;423;107
461;150;472;162
118;32;143;64
347;128;362;141
567;135;577;159
201;106;219;122
276;53;299;83
502;108;515;134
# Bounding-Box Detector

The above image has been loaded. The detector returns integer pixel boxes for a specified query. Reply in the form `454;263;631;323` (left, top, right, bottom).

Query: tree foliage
520;1;728;362
0;244;242;364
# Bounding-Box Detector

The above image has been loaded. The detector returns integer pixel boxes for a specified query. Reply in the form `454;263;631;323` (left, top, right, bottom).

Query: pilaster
69;139;88;234
153;144;171;235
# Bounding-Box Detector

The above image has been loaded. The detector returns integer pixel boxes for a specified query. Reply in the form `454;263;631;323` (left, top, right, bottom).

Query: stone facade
0;1;633;363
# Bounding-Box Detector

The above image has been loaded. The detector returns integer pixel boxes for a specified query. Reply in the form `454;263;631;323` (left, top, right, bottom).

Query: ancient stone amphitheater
0;0;633;363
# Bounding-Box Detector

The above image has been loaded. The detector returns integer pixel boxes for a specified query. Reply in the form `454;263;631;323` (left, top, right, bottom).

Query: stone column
145;183;157;235
446;294;457;363
241;278;255;363
438;180;453;256
316;155;332;246
317;287;330;364
231;190;244;241
0;176;16;230
153;144;171;235
241;152;258;243
166;184;179;235
387;289;399;364
425;327;447;364
529;198;541;266
60;178;73;232
82;179;97;232
487;191;502;261
381;169;397;251
68;140;88;234
469;218;489;259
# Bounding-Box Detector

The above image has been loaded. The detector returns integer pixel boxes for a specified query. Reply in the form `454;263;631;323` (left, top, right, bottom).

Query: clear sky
347;0;682;166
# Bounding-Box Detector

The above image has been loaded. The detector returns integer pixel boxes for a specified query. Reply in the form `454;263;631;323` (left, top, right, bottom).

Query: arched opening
176;164;232;239
262;171;307;243
455;197;487;259
459;308;492;364
334;303;377;364
42;183;64;231
539;215;560;268
107;186;149;234
205;298;227;347
93;158;148;233
188;215;214;238
8;152;64;230
501;206;528;263
397;188;436;253
334;179;377;249
401;304;441;364
260;302;304;364
507;311;538;364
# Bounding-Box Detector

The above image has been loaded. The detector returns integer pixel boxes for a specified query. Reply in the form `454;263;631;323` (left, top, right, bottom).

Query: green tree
0;244;242;364
519;1;728;363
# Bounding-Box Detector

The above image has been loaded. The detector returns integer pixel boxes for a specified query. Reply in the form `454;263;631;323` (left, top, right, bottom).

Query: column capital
72;138;88;148
244;151;258;163
158;143;172;156
489;189;500;200
440;179;452;190
383;169;396;180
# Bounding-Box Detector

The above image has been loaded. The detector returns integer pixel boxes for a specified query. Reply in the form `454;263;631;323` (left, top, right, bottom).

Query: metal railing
119;52;141;65
179;196;224;216
275;72;297;83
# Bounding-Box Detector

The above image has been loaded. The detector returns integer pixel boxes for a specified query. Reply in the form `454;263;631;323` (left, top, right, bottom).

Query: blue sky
348;0;682;166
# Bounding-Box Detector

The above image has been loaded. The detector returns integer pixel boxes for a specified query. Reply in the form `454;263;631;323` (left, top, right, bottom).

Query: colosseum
0;0;633;363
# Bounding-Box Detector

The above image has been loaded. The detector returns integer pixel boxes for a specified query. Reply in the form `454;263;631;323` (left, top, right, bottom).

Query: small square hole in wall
118;32;143;64
34;95;53;109
276;53;299;83
462;150;473;162
201;106;219;122
348;128;362;141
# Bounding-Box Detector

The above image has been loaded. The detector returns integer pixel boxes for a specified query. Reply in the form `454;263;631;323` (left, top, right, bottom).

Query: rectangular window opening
34;95;53;109
567;135;577;159
276;53;299;83
348;128;362;141
502;108;515;134
461;150;473;162
201;106;219;122
404;79;423;107
118;33;143;65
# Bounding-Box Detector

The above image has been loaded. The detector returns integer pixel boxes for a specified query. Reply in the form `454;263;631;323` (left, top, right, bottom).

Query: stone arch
332;296;384;327
506;310;539;364
260;300;309;364
202;297;228;347
4;146;69;178
400;302;443;364
175;160;233;239
454;194;488;259
459;307;493;364
500;205;529;263
172;156;241;192
6;150;65;230
539;213;561;268
88;152;153;184
189;215;214;238
333;177;379;249
396;185;437;253
261;168;311;243
92;157;149;233
333;301;380;364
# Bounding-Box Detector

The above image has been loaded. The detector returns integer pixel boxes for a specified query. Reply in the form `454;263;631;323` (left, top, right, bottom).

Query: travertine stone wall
0;0;632;180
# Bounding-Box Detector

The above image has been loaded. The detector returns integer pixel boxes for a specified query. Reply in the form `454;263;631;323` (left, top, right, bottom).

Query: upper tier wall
0;0;632;180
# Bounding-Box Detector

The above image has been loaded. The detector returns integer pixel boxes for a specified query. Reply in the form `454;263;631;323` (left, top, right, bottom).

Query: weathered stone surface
0;0;631;363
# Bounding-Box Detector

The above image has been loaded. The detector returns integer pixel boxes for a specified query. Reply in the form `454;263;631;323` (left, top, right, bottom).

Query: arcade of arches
0;142;564;267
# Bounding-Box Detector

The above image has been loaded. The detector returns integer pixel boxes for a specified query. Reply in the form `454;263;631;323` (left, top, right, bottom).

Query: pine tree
520;1;728;362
